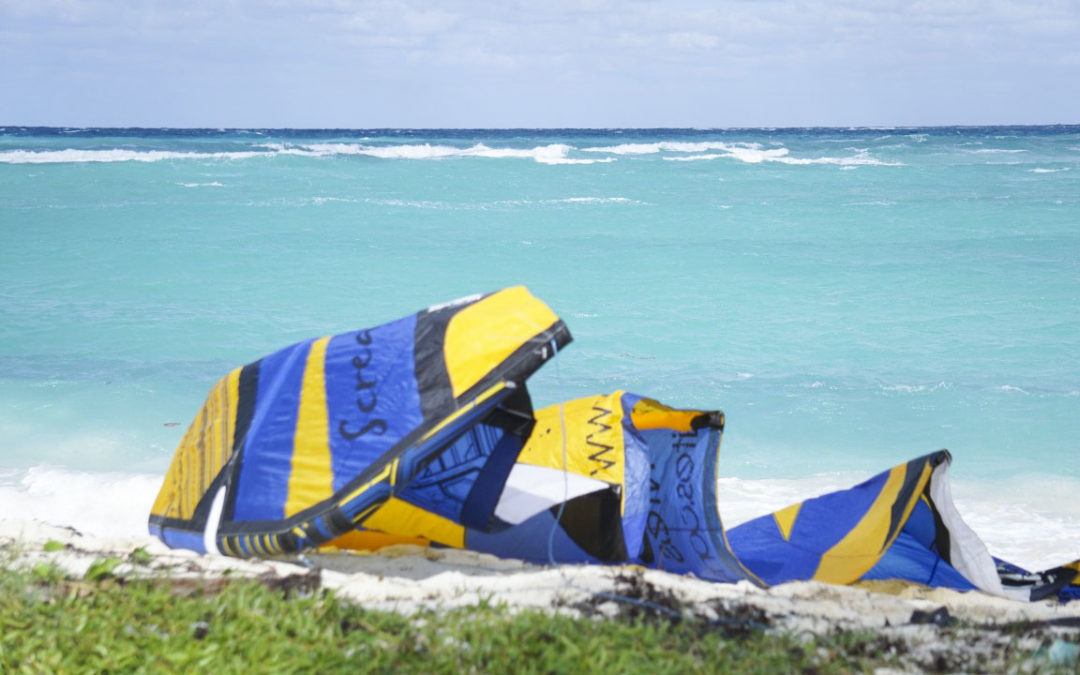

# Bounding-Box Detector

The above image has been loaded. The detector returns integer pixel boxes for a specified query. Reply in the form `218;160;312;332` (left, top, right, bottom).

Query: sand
3;518;1079;671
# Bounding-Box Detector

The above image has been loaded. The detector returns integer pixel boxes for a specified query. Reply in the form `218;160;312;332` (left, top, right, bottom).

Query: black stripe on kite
232;359;260;451
413;304;462;424
884;452;939;547
222;359;261;523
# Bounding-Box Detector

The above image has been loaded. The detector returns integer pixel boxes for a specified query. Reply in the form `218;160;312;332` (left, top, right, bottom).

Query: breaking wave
1;140;894;166
0;466;160;538
582;141;901;166
0;143;616;166
0;149;265;164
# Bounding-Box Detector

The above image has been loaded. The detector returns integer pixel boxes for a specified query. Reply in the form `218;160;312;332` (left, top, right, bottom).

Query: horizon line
4;123;1080;132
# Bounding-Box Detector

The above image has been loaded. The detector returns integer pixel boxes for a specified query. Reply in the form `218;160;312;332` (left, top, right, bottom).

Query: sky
2;0;1079;127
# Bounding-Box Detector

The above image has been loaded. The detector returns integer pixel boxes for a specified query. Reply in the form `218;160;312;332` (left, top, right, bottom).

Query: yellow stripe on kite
520;392;626;486
773;502;801;542
320;529;428;552
364;497;466;548
812;461;932;584
443;286;560;397
339;463;395;508
150;366;244;521
629;397;701;433
285;337;333;518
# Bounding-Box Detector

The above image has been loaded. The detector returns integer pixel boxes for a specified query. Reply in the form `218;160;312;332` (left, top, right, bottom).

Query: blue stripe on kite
726;467;898;585
637;428;747;583
466;510;595;563
861;530;976;590
325;314;423;492
459;428;523;530
394;389;516;523
162;528;206;554
231;340;312;523
788;470;889;550
727;512;824;584
619;395;652;560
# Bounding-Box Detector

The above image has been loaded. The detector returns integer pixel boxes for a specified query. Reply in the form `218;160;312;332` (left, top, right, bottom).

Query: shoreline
4;518;1079;670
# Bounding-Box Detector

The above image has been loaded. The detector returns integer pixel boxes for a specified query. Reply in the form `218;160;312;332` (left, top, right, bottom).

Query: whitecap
882;384;926;393
651;142;901;167
364;198;455;209
0;149;266;164
1027;167;1069;173
302;142;614;165
178;181;225;188
0;142;617;166
554;197;634;204
996;385;1029;394
881;381;949;393
580;141;718;154
664;153;724;162
311;196;360;205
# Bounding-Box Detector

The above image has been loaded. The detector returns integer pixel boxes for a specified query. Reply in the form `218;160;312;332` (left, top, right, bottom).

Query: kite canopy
149;287;570;556
150;290;1078;603
727;451;1079;602
463;391;758;584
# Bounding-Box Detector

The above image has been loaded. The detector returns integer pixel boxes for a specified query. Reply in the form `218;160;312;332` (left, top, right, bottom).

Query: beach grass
0;559;908;674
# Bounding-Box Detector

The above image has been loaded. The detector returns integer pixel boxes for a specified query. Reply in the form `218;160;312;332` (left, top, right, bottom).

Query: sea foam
0;143;615;165
0;467;161;539
0;149;266;164
294;142;614;164
580;141;900;166
0;140;901;167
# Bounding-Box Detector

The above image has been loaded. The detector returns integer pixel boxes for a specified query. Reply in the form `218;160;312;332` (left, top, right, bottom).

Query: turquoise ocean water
2;127;1078;567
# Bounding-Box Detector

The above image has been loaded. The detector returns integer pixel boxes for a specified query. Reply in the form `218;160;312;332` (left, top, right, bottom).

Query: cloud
6;0;1077;69
1;0;1078;125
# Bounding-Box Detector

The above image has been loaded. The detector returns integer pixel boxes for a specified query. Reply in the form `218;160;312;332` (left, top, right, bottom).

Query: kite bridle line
543;337;675;614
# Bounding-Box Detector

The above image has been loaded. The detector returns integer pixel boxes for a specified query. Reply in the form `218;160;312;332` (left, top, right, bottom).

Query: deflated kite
149;287;569;556
726;451;1080;602
150;287;1078;603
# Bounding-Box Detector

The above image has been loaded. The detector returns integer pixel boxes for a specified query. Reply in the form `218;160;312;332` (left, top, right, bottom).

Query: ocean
2;126;1078;570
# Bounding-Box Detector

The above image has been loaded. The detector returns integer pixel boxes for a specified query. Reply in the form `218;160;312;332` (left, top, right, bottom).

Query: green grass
0;554;1073;674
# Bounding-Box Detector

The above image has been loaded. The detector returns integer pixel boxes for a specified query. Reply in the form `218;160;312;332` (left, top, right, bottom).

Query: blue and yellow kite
150;288;1077;603
726;451;1079;602
149;287;570;556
